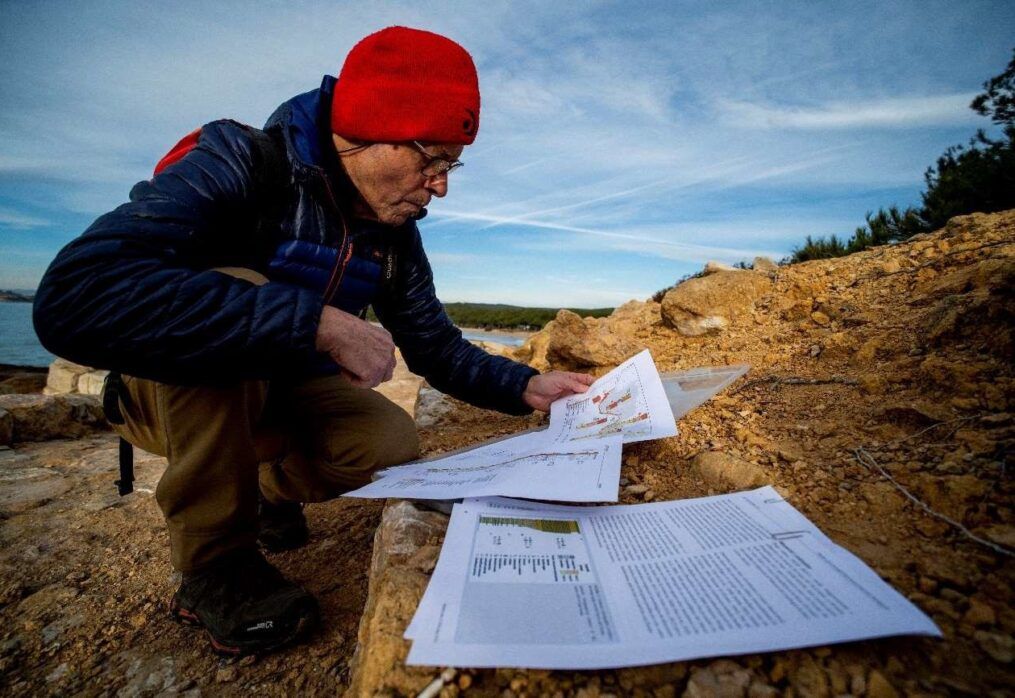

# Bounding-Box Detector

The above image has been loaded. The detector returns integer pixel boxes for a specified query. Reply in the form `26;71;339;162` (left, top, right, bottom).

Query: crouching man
33;26;591;655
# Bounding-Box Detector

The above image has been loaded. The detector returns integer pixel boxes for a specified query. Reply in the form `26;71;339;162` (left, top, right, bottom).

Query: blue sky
1;1;1012;307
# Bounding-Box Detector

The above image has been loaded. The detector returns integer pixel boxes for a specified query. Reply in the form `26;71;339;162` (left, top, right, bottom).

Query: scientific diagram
559;360;659;442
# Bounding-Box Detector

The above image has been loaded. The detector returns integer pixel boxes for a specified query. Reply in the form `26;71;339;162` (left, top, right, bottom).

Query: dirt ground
1;211;1013;696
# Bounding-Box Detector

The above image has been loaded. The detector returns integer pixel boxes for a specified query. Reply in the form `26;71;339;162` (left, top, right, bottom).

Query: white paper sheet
405;487;940;669
547;349;677;444
343;432;622;502
345;350;678;501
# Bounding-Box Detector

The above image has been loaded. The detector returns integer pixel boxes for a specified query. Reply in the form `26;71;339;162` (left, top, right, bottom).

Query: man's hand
315;306;396;388
522;371;596;412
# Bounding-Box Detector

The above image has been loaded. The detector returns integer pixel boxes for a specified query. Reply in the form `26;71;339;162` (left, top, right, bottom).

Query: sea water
0;302;522;369
0;302;53;368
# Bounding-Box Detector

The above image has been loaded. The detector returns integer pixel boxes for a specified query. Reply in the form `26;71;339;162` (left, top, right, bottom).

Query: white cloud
426;252;479;265
2;0;1011;302
0;207;49;229
718;93;980;130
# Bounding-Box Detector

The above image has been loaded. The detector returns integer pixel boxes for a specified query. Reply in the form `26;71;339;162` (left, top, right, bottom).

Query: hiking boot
258;495;309;552
170;548;318;656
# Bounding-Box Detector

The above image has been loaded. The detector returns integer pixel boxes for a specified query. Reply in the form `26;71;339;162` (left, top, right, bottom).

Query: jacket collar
264;75;427;223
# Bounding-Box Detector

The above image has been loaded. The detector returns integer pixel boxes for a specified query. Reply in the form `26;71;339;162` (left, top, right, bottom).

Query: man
33;26;592;656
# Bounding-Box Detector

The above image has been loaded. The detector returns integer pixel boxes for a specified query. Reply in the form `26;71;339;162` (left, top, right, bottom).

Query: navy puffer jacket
33;76;538;415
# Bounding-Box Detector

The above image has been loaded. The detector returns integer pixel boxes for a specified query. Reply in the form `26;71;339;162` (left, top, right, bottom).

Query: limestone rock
607;299;662;331
0;408;11;446
973;523;1015;549
544;309;642;369
753;256;779;273
0;465;71;515
913;474;989;521
514;324;552;371
0;370;47;395
881;259;902;274
0;394;108;443
43;359;90;395
866;669;899;698
690;451;768;491
703;260;736;275
810;310;831;327
683;661;752;697
963;599;997;627
974;630;1014;663
470;339;515;358
414;385;454;428
375;351;423;418
661;270;771;336
348;501;450;696
76;371;109;397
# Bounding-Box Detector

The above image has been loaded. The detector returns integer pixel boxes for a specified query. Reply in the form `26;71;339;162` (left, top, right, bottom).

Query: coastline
459;326;534;342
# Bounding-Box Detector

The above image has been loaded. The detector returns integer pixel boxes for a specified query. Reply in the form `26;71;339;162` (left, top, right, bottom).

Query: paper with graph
342;432;622;502
547;349;677;444
345;350;675;501
404;487;941;669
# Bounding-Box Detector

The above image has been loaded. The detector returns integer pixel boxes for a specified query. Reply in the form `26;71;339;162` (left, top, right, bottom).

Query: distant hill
0;290;34;302
443;302;613;330
367;301;614;330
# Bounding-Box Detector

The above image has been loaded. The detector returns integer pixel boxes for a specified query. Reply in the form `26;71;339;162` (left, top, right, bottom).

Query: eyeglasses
409;141;464;178
335;140;464;178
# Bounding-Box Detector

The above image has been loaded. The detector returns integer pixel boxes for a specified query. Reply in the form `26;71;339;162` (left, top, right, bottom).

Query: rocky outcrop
0;365;47;395
347;501;450;696
753;256;780;273
690;450;770;490
374;350;423;418
43;359;107;397
542;309;643;370
413;385;454;428
5;209;1015;695
703;260;736;275
660;269;772;336
0;394;107;445
346;209;1015;696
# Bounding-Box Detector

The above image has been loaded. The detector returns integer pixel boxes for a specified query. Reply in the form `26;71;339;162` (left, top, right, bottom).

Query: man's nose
425;173;449;198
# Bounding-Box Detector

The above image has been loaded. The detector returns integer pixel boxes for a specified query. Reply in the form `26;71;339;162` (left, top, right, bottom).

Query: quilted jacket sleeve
32;120;324;386
374;226;539;415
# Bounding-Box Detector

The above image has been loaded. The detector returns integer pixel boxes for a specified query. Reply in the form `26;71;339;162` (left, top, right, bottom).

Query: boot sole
170;598;316;657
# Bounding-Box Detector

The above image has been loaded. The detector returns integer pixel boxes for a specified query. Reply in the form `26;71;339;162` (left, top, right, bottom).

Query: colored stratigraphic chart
470;515;593;584
552;350;676;444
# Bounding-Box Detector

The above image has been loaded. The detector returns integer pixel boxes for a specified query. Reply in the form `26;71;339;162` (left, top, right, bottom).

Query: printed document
405;487;940;669
345;350;678;501
546;349;677;444
343;432;622;502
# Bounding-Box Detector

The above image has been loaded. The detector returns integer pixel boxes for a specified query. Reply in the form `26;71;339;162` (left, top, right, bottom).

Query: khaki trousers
110;269;420;572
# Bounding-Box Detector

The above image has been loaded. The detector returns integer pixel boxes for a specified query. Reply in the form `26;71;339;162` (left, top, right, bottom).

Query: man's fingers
340;369;371;389
569;376;592;393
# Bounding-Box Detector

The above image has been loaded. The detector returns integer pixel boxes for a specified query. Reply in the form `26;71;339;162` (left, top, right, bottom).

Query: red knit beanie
331;26;480;145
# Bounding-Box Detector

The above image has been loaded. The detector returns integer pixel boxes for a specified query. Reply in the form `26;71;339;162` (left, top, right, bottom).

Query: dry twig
853;446;1013;558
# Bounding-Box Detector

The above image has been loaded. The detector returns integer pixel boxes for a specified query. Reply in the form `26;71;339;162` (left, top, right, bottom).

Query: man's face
332;135;464;226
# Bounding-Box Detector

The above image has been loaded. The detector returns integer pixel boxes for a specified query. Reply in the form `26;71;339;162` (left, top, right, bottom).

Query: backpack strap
102;372;135;496
247;127;289;234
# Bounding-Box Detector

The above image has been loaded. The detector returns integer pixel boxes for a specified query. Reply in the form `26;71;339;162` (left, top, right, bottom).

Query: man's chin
380;206;426;226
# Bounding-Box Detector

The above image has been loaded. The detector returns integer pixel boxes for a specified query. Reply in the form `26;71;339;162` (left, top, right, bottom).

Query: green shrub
789;49;1015;264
